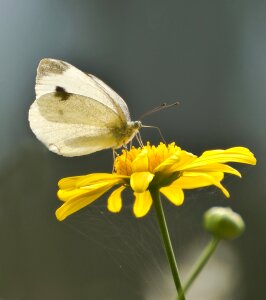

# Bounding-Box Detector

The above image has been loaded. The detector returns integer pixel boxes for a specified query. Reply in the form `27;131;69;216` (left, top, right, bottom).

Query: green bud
203;207;245;240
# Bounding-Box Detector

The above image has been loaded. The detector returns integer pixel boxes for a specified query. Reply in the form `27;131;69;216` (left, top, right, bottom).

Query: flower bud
203;207;245;240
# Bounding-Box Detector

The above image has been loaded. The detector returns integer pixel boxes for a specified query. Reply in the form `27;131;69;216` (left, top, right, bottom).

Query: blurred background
0;0;265;299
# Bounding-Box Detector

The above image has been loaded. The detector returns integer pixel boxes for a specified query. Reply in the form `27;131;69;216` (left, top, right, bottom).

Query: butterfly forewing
35;58;130;123
87;74;130;121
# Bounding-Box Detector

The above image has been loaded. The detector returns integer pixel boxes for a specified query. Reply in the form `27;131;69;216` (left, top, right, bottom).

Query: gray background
0;1;265;299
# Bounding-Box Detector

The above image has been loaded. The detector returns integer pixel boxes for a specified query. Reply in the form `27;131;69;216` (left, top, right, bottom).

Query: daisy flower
55;143;256;221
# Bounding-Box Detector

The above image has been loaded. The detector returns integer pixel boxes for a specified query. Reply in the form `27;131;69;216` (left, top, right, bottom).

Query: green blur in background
0;1;265;299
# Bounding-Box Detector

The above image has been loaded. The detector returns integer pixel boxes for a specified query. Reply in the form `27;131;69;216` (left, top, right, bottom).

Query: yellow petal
76;173;127;187
155;150;196;173
154;154;179;173
130;172;154;193
160;184;184;206
58;173;127;189
131;148;149;172
58;176;85;189
133;191;153;217
58;188;91;202
57;181;116;202
56;182;117;221
179;147;256;170
177;172;230;197
177;163;241;177
107;186;126;213
176;172;224;189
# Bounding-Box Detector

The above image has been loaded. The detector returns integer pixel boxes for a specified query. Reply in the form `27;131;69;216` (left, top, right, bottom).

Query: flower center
114;142;181;176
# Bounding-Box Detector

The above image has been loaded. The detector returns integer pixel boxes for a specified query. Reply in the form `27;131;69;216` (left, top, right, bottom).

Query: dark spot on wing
55;86;71;101
58;109;64;115
55;86;66;93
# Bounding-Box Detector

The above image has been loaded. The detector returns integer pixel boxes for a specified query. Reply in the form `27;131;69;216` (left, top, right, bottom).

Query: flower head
56;143;256;221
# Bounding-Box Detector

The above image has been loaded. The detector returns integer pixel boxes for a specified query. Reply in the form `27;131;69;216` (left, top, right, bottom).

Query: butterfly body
29;59;141;156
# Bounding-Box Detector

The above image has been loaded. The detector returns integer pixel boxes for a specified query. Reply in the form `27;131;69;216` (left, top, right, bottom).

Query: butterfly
28;58;141;157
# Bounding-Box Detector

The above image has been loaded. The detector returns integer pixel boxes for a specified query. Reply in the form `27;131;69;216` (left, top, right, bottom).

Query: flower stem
150;187;185;300
177;236;220;299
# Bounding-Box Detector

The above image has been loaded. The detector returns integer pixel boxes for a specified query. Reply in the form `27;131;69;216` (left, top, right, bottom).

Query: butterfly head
112;120;142;148
131;120;142;130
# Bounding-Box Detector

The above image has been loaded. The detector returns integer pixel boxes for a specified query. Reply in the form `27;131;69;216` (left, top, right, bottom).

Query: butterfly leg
112;149;120;173
136;131;144;147
141;125;166;144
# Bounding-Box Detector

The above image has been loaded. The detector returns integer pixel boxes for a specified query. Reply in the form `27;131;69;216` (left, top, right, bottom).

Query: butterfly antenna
138;101;179;120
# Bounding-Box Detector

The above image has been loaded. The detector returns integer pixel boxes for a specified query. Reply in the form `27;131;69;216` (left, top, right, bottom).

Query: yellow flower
56;143;256;221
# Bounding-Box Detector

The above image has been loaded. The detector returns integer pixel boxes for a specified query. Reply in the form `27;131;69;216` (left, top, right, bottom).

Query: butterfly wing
35;58;131;122
29;58;141;156
86;73;131;122
29;92;125;156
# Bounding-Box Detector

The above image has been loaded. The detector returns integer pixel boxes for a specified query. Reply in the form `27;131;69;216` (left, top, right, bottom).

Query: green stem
177;236;220;299
150;187;185;300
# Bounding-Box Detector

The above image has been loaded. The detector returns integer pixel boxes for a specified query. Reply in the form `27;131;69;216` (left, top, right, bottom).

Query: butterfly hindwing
29;92;124;156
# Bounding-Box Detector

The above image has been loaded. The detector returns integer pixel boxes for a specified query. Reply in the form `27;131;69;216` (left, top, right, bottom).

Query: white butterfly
28;58;141;157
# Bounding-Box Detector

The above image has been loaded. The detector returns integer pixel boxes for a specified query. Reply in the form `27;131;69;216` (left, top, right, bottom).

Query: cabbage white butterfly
29;58;141;156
